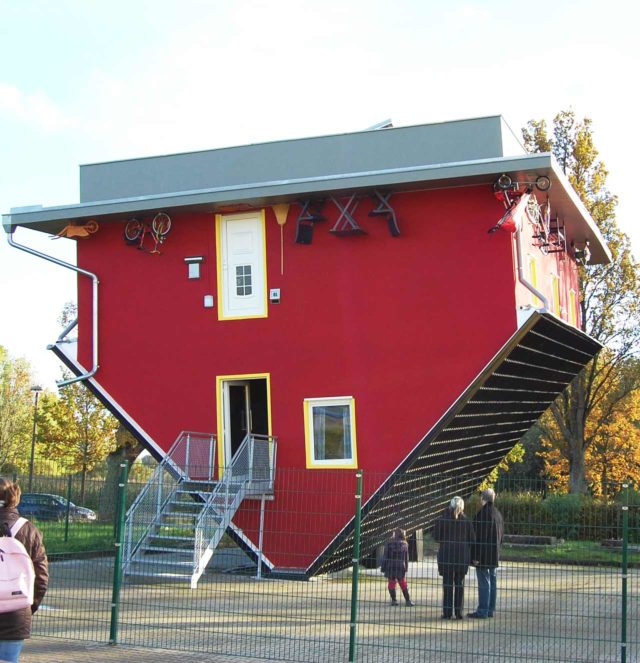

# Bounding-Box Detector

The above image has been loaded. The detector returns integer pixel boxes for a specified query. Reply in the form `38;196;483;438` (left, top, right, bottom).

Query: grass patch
501;539;640;566
37;521;115;555
424;534;640;567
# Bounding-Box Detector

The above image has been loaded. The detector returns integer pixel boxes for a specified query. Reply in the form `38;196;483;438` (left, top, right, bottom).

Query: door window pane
235;265;253;296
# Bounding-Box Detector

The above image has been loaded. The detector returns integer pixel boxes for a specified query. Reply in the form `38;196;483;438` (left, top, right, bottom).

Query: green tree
523;110;640;493
99;423;144;520
0;346;36;471
38;373;118;500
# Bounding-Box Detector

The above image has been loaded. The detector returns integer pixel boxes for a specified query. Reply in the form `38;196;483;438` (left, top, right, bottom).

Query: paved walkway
20;557;636;662
22;638;268;662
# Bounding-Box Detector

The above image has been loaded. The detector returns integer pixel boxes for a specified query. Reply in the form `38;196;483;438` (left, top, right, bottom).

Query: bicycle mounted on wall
488;174;566;256
124;212;172;254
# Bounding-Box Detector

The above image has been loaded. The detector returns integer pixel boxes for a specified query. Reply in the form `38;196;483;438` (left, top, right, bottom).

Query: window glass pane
312;404;352;460
235;265;253;296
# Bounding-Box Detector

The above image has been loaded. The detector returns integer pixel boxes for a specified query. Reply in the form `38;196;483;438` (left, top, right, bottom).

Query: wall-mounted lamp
184;256;204;279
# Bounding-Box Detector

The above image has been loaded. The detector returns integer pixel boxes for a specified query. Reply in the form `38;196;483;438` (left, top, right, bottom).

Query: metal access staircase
123;431;277;588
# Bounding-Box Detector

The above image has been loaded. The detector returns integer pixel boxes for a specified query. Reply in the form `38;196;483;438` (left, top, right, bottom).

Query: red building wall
75;185;541;568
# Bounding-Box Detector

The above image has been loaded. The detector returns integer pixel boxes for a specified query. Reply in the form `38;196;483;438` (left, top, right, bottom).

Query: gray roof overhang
3;152;610;264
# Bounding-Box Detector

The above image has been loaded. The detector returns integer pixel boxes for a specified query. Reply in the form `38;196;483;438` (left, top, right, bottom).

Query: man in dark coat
468;488;504;619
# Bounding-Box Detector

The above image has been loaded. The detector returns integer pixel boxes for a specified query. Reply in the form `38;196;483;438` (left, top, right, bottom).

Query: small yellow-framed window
569;289;578;327
551;274;561;317
529;256;540;307
304;397;358;469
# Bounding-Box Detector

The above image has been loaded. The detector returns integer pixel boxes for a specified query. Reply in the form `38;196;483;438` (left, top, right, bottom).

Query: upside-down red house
4;116;609;583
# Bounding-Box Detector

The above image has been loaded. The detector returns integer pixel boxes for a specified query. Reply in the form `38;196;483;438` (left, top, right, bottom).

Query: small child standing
380;528;414;606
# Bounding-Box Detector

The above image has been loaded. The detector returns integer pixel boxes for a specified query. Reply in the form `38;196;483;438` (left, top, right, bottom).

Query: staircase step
141;546;193;555
180;481;218;490
125;569;192;580
149;534;195;543
160;513;197;521
167;502;202;511
133;557;192;568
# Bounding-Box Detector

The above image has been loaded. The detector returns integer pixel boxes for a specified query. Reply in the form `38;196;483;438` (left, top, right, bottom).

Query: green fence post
621;483;629;663
64;474;72;542
109;461;129;645
349;470;363;663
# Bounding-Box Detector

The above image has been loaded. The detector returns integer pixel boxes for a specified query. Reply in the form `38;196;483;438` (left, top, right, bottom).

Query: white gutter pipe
6;227;99;387
515;215;549;310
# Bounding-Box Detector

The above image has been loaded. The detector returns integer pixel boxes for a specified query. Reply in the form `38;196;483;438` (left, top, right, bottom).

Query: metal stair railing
124;431;216;574
191;433;277;587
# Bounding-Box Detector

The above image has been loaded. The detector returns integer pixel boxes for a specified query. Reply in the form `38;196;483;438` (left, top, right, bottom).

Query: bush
480;491;631;542
540;494;585;539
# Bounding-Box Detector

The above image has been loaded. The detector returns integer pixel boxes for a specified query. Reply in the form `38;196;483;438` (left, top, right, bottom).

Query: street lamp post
28;385;43;491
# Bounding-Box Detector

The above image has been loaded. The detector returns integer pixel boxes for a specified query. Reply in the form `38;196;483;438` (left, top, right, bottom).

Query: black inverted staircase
309;312;602;576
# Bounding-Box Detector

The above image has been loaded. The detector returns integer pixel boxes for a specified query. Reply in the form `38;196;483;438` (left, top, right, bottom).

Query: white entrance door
222;380;252;468
217;211;266;319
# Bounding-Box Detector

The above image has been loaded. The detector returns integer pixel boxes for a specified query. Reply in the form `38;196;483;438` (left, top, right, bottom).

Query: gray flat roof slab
79;116;524;203
2;116;610;264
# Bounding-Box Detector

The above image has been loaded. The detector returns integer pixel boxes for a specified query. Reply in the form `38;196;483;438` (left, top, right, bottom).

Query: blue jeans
0;640;24;663
475;566;497;617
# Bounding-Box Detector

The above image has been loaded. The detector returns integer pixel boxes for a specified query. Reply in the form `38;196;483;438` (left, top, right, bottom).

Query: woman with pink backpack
0;477;48;663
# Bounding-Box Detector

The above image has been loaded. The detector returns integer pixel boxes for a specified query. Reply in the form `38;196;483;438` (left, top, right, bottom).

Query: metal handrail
191;433;277;585
124;431;216;571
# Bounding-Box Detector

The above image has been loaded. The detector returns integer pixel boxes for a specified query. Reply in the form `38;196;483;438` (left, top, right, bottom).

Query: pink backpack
0;517;35;613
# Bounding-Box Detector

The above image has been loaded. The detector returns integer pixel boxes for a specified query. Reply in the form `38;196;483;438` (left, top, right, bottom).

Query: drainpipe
515;226;548;310
6;227;99;387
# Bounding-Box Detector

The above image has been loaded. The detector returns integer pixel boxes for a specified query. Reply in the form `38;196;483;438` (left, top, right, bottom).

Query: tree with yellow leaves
539;352;640;496
523;111;640;493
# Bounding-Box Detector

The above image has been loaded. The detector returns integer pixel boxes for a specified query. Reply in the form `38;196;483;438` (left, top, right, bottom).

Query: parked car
18;493;97;522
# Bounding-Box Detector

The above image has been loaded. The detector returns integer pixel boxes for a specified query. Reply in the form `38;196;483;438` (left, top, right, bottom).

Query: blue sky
1;0;639;389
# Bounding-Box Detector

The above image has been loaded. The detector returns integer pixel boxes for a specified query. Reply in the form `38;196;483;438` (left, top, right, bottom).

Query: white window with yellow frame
528;255;541;307
551;274;561;317
569;289;578;327
304;397;358;469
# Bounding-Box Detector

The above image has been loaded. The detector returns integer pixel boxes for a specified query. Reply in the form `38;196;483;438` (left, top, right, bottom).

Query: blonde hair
449;496;464;518
0;477;21;508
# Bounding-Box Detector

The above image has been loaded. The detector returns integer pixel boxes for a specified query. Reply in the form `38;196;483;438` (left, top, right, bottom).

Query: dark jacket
0;506;49;640
433;508;475;575
380;538;409;579
472;502;504;568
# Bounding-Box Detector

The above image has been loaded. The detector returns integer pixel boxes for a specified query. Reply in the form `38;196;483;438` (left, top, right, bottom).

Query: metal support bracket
329;195;366;236
369;191;400;236
295;200;326;244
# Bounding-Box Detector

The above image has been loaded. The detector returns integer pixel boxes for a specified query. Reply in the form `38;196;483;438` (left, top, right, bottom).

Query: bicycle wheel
124;218;144;243
535;175;551;191
85;220;99;234
495;174;513;190
152;212;172;238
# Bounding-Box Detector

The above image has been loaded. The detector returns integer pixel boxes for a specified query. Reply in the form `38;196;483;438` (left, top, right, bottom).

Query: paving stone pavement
22;637;270;663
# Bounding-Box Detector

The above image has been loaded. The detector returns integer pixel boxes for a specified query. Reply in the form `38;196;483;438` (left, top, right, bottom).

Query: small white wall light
184;256;204;279
204;295;215;308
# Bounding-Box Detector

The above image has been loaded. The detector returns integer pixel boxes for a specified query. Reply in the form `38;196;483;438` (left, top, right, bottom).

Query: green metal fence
16;468;639;662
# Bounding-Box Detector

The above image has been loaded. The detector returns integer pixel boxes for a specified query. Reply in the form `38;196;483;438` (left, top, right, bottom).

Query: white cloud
0;81;75;132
